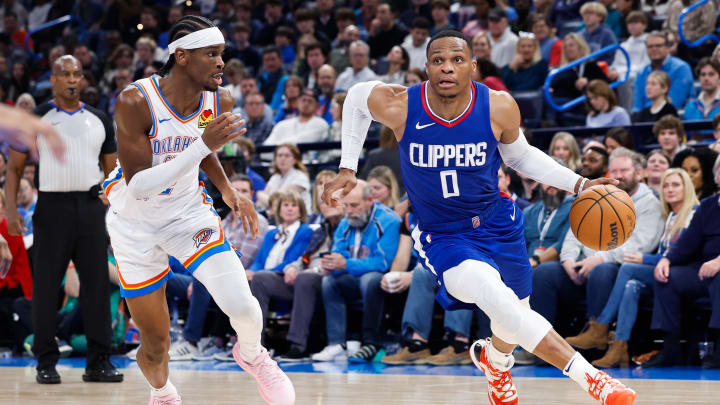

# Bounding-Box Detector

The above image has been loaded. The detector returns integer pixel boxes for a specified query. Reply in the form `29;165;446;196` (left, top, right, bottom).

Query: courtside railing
543;44;631;112
678;0;720;48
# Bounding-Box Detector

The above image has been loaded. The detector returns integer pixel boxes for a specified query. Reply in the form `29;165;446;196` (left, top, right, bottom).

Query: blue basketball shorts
410;196;532;311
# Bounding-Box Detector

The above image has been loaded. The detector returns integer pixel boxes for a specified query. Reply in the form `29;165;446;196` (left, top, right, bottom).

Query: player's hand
579;177;619;193
0;104;66;161
222;188;259;239
284;266;299;285
321;168;357;207
0;234;12;278
6;209;25;236
201;112;246;151
654;258;670;283
698;257;720;280
623;252;643;264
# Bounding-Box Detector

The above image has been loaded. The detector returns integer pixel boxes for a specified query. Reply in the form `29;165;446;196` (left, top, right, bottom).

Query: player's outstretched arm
0;104;65;161
491;91;617;193
200;88;259;238
322;81;408;206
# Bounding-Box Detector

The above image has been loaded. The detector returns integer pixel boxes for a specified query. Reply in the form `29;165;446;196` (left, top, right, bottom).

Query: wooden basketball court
1;366;715;404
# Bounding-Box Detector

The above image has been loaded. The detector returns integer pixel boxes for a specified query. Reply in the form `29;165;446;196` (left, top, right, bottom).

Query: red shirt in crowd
0;217;32;299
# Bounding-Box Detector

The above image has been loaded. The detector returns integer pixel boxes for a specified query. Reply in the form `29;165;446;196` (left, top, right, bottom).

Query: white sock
563;352;600;392
487;339;514;371
237;340;262;364
150;379;177;398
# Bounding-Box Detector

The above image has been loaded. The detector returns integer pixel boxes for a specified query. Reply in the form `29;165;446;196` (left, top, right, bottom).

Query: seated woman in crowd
273;180;346;361
367;166;400;209
379;46;409;85
250;191;313;276
645;158;720;368
652;115;687;161
473;58;508;92
472;31;492;60
530;13;562;68
671;148;720;200
257;144;312;211
645;149;672;196
585;80;631;127
633;71;678;123
568;168;698;368
405;68;427;87
273;75;304;123
309;170;339;224
501;32;549;91
548;131;581;172
604;127;634;155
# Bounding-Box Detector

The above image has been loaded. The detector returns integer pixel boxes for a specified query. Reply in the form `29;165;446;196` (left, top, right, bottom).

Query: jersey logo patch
472;216;480;228
198;109;214;128
193;228;215;248
415;122;435;130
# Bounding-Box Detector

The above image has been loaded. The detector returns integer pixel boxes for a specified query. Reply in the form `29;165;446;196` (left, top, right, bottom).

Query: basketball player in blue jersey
323;30;637;405
107;17;294;405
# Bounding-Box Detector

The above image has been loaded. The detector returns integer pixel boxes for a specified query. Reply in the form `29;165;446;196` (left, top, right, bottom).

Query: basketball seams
573;185;636;251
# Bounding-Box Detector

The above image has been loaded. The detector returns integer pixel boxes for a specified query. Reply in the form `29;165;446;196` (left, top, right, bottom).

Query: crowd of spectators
1;0;720;373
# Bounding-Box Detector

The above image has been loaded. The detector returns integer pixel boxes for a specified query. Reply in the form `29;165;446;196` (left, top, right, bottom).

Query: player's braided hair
158;15;217;77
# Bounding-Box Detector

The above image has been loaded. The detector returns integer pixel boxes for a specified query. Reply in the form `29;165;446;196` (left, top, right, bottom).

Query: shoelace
254;355;288;388
586;371;623;403
485;366;518;401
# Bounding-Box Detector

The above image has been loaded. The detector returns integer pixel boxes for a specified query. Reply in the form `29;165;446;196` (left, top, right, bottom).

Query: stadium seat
513;90;544;128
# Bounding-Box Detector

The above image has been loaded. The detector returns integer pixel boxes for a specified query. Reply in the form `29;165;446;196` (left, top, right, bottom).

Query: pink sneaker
147;393;182;405
233;344;295;405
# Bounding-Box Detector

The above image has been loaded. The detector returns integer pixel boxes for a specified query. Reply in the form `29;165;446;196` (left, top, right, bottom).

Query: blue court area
2;356;719;381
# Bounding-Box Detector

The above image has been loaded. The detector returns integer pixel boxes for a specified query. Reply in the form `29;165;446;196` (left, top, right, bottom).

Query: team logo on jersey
472;216;480;228
198;109;214;128
192;228;215;248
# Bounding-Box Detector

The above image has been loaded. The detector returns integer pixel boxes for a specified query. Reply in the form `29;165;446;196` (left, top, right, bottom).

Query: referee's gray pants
31;191;112;369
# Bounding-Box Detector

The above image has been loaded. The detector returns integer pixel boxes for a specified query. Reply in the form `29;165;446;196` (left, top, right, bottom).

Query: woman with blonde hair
584;79;631;127
472;31;492;60
367;166;400;208
633;71;678;123
567;168;698;368
548;131;581;171
257;144;311;210
501;32;549;91
549;33;608;100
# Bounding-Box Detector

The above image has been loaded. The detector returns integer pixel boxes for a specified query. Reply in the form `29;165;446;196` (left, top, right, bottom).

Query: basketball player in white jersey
105;16;295;405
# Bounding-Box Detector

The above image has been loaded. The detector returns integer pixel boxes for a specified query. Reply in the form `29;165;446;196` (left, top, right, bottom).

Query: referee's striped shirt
33;101;116;192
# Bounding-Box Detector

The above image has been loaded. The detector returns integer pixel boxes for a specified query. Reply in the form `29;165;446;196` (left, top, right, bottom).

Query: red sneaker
586;370;638;405
470;338;519;405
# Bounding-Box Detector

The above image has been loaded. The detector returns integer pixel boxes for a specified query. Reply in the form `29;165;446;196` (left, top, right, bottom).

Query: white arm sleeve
339;80;384;172
126;137;212;198
498;129;582;193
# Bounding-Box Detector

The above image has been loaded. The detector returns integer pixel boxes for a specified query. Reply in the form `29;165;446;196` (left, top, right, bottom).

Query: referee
5;55;122;385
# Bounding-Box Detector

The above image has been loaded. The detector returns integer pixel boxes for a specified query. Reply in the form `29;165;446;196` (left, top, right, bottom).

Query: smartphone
319;251;332;258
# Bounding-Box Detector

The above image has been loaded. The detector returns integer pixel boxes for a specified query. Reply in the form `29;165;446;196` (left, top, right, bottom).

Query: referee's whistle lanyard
537;208;558;249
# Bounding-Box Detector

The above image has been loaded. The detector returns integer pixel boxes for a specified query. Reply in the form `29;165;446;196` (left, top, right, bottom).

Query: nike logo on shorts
415;122;435;130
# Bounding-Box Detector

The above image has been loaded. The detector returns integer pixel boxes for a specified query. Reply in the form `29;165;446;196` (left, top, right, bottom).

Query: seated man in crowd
580;146;610;180
167;175;270;360
312;180;400;362
527;148;664;363
645;157;720;369
263;88;330;146
240;91;275;146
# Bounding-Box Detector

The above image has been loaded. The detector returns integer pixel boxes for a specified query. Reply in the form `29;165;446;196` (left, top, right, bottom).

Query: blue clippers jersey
398;81;501;233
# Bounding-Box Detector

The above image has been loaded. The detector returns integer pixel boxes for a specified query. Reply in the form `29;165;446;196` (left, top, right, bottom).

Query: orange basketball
569;184;636;251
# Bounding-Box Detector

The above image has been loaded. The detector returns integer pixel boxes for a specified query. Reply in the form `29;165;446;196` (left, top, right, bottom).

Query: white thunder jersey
103;75;220;222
